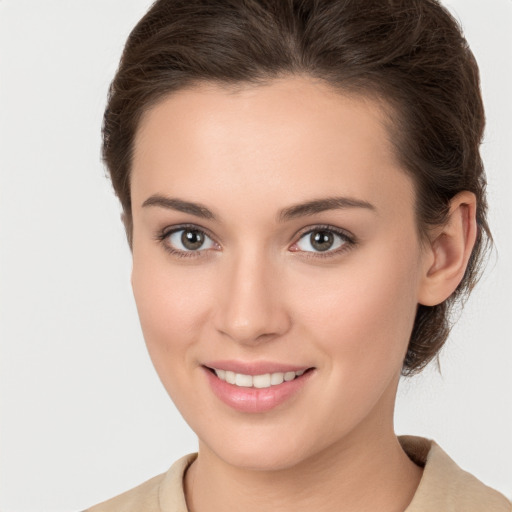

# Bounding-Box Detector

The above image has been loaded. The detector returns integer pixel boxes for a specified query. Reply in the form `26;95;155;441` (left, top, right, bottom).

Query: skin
129;76;476;512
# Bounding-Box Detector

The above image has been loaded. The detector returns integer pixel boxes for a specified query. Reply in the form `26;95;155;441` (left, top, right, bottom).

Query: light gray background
0;1;511;510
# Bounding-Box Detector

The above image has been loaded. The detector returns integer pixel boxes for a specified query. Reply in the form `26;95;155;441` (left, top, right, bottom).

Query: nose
213;249;291;345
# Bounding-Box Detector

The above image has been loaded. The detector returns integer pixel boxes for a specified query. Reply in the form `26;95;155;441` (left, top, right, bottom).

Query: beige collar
399;435;510;511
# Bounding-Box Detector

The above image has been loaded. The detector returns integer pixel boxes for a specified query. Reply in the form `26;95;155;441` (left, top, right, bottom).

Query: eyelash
292;224;356;259
155;224;356;259
155;224;219;259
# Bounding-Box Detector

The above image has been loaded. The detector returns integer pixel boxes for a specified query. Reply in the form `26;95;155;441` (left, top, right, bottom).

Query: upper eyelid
160;223;218;242
293;224;355;242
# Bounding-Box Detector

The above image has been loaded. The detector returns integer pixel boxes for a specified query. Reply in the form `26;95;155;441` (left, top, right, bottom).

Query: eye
162;227;218;254
292;227;353;254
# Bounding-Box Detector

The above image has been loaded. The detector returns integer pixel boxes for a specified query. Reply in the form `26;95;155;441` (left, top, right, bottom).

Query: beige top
85;436;511;511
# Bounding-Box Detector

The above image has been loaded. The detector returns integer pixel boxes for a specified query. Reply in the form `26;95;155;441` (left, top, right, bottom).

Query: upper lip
203;360;313;375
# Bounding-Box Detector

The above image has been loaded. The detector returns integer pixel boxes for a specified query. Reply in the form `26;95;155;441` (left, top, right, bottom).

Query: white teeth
253;374;271;388
270;372;284;385
235;373;253;387
213;368;307;388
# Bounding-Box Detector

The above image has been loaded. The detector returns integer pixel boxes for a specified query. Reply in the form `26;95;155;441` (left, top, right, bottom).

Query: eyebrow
142;196;216;219
141;195;376;222
277;196;376;222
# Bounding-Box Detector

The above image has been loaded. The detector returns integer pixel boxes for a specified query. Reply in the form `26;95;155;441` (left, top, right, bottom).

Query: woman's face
130;77;431;470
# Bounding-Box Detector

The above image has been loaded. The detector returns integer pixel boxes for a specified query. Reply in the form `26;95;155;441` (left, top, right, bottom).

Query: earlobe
418;191;477;306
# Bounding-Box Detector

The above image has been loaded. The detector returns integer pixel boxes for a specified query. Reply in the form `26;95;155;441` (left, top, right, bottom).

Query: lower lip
203;367;314;413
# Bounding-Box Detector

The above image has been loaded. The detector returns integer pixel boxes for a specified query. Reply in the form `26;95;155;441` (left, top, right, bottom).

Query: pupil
181;230;204;250
311;231;334;251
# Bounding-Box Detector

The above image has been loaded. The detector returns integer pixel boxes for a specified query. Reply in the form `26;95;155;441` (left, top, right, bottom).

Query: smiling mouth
205;366;314;389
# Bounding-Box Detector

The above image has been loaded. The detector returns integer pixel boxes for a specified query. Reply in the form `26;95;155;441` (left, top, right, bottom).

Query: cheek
130;249;215;380
296;248;420;378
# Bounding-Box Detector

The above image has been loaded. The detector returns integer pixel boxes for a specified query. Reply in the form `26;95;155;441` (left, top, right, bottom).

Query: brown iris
310;230;335;251
181;229;205;250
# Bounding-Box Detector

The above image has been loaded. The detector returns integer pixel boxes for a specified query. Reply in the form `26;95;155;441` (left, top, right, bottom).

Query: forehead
131;76;413;216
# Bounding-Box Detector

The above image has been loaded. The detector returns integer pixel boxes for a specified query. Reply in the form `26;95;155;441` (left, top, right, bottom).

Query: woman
81;0;510;510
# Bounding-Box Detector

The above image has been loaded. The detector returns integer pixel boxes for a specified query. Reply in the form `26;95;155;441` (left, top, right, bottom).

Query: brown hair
102;0;491;376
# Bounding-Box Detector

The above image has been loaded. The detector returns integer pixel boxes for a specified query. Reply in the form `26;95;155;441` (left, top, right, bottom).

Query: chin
197;422;330;473
215;444;311;472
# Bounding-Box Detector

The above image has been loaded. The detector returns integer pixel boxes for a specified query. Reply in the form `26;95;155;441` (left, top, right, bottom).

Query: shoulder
84;454;197;512
400;436;511;512
85;473;165;512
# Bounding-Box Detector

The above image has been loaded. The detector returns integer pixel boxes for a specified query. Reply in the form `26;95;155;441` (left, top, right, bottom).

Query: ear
418;191;478;306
